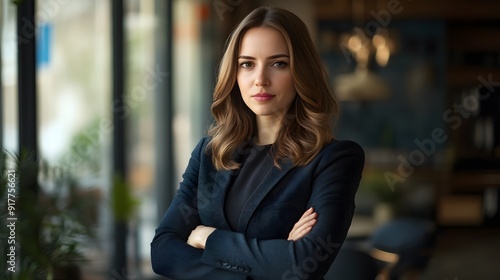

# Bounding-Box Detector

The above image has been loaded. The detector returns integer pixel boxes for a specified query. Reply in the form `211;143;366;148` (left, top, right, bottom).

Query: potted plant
0;151;97;280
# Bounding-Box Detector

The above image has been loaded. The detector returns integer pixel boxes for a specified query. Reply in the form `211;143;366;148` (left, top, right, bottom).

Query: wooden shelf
447;67;500;88
448;28;500;52
449;171;500;191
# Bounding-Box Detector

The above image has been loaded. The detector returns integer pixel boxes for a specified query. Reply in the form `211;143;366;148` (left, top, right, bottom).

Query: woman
151;6;364;280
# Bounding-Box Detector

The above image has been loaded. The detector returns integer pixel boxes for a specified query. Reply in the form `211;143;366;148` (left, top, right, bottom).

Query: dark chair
369;217;436;280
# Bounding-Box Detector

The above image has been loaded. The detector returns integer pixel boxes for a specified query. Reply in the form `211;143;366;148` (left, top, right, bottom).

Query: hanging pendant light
333;0;393;102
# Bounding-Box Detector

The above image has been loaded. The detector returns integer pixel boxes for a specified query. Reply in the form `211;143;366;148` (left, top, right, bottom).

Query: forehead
239;27;289;55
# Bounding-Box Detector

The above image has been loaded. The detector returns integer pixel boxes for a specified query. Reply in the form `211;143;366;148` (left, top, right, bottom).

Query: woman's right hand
287;207;317;241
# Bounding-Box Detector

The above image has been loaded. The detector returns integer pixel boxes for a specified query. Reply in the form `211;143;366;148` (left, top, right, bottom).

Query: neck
255;114;282;145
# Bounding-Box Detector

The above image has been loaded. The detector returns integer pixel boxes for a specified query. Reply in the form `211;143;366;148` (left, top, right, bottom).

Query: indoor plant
0;151;96;280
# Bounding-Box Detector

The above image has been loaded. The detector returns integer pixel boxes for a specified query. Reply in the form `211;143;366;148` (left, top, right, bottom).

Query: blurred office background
1;0;499;279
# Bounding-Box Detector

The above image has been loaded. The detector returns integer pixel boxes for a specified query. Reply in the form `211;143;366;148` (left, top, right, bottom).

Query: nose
255;67;270;87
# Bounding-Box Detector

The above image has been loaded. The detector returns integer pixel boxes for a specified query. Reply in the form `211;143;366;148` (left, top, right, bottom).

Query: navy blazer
151;137;364;280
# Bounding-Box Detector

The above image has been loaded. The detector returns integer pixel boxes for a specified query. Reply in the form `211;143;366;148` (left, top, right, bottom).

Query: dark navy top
224;144;274;231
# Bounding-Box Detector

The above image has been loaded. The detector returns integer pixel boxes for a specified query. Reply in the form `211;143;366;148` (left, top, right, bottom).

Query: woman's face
237;27;296;119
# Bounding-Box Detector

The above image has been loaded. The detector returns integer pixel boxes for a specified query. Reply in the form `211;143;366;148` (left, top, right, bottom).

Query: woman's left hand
288;207;317;241
187;225;217;249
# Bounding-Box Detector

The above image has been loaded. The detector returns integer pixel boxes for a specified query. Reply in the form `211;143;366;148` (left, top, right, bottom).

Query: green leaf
111;174;140;222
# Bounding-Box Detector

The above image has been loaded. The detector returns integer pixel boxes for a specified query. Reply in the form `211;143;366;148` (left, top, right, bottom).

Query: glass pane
123;0;215;276
172;0;213;179
1;0;18;153
36;0;112;278
124;0;157;277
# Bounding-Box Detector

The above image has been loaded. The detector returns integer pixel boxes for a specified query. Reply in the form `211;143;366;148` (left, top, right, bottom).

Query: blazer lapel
205;169;233;231
236;159;294;233
203;146;253;231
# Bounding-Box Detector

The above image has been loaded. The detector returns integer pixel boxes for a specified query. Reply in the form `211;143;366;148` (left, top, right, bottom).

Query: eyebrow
238;54;290;60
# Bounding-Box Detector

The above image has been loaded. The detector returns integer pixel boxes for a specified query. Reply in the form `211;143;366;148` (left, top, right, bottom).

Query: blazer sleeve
199;140;365;279
151;137;243;280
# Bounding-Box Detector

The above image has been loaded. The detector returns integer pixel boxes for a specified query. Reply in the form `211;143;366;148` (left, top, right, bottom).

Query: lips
252;92;275;102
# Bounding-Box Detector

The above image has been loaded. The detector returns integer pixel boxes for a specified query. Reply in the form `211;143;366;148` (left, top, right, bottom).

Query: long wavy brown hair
207;6;339;170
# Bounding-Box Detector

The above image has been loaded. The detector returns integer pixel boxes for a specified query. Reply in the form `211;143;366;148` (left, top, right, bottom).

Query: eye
239;61;254;68
272;61;288;68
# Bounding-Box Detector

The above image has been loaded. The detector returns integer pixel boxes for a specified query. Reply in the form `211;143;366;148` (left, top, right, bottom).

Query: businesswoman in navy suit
151;6;364;280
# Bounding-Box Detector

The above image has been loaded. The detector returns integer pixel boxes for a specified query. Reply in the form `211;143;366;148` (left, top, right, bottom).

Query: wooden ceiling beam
314;0;500;21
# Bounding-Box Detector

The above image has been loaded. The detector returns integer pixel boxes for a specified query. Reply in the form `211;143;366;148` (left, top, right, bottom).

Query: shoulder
323;139;364;156
185;137;213;166
192;136;212;154
316;139;365;169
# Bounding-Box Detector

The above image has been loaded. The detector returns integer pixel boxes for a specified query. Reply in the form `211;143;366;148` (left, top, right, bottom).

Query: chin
250;109;275;116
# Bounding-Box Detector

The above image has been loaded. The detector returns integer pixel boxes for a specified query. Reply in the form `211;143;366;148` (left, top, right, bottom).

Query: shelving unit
439;20;500;227
313;0;500;227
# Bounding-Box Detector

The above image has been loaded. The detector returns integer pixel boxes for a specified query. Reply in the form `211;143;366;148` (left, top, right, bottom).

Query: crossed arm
187;207;318;249
151;138;364;279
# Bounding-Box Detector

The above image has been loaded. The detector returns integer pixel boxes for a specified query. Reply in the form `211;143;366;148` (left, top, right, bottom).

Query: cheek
237;79;250;105
237;75;249;92
283;77;296;97
276;72;295;90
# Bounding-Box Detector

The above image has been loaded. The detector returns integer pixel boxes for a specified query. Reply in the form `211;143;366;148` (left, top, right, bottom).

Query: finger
293;217;317;235
294;213;317;230
295;208;313;225
298;226;313;237
287;209;318;241
288;218;317;240
300;207;314;219
293;211;318;229
289;225;313;241
186;225;203;247
290;212;317;238
289;224;313;240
